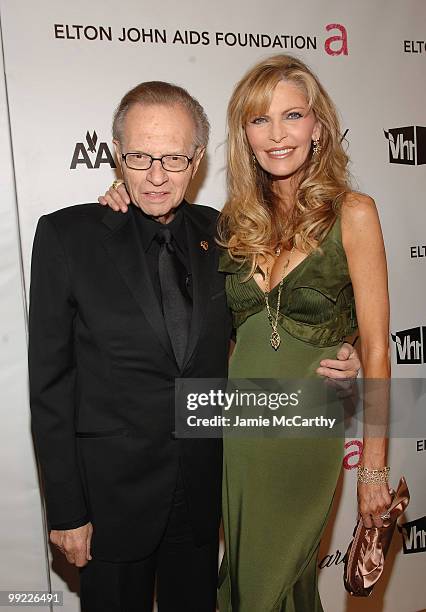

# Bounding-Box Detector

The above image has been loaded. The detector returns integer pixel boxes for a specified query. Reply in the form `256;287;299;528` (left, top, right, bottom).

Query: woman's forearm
361;349;390;467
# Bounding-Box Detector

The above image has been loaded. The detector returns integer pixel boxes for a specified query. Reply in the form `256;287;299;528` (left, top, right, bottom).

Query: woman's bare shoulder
341;191;379;226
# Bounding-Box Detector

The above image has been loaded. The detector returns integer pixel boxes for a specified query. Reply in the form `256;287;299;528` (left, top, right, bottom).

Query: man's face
114;103;204;223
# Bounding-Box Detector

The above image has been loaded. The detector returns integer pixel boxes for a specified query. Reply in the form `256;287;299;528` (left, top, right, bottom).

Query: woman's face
245;80;320;182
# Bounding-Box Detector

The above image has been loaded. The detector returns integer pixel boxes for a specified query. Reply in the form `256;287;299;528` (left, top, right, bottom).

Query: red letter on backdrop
325;23;348;56
343;440;363;470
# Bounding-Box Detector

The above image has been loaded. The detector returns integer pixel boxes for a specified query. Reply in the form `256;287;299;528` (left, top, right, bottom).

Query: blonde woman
214;55;391;611
99;55;390;611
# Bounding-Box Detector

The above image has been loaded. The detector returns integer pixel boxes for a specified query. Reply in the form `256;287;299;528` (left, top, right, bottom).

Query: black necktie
156;228;191;368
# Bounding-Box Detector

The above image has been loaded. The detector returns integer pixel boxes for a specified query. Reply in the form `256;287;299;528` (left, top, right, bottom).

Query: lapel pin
200;240;209;251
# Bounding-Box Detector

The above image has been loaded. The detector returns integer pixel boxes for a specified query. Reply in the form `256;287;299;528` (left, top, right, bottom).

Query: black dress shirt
133;203;192;304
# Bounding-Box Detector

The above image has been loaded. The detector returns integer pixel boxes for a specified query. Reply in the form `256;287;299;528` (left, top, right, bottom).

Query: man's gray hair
112;81;210;148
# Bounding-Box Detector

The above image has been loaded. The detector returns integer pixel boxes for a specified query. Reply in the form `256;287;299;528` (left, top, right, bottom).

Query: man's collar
134;201;187;252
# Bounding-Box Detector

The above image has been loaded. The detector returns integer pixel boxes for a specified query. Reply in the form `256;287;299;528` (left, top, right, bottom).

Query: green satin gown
218;218;358;612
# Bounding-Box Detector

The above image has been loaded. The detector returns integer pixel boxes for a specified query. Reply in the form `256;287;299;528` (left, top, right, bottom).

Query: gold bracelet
357;466;390;485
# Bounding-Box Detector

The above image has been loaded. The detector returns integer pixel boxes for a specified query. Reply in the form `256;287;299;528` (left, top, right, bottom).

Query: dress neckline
250;218;339;297
250;251;312;296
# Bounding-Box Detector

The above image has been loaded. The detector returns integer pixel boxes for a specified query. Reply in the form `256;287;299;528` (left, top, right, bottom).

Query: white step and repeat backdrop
0;1;425;610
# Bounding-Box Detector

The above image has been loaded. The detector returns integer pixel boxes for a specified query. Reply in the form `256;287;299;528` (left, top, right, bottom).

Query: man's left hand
316;342;360;379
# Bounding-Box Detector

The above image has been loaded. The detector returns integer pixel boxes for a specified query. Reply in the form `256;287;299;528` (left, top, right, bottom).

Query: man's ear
113;140;123;172
191;147;205;178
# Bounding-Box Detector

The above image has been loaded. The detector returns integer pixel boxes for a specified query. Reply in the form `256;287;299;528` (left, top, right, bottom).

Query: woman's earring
251;153;257;168
312;139;322;157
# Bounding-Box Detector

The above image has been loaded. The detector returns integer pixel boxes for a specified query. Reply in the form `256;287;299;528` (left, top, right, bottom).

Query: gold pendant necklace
264;247;294;350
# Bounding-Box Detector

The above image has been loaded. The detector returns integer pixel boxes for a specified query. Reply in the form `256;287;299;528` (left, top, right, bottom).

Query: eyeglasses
121;152;194;172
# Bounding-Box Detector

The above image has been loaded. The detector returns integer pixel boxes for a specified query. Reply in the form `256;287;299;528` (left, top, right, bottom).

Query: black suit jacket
28;202;232;562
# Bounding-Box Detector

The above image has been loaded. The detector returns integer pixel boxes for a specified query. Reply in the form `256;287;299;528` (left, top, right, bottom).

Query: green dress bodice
219;215;357;350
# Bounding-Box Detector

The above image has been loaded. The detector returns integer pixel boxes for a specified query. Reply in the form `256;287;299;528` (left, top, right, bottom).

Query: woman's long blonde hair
218;54;351;274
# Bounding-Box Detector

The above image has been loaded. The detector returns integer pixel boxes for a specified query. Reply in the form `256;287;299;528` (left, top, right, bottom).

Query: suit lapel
182;205;218;370
101;207;175;363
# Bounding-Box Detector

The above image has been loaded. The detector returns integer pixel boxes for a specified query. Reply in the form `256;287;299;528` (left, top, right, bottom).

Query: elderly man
29;81;359;612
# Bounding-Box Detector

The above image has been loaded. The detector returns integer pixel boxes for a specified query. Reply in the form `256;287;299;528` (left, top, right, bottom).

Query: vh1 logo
384;126;426;165
391;326;426;364
399;516;426;554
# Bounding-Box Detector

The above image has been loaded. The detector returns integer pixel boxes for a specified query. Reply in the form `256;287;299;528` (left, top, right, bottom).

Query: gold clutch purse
344;476;410;597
